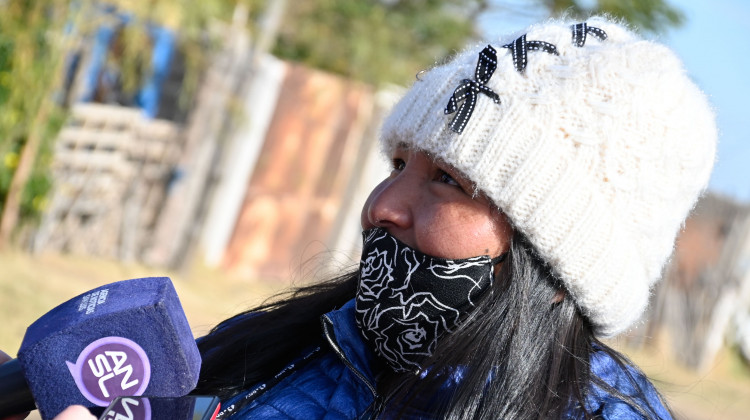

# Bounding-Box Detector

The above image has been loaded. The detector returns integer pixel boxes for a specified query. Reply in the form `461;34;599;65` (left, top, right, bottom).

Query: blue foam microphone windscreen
0;277;201;420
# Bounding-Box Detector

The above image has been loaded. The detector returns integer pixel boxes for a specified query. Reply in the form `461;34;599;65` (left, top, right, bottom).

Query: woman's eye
439;171;460;187
391;158;405;171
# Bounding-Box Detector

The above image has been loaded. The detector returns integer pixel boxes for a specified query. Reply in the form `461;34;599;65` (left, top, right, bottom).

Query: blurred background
0;1;748;419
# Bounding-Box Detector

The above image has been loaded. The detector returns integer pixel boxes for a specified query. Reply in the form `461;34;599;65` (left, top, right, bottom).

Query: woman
192;16;715;419
4;15;716;420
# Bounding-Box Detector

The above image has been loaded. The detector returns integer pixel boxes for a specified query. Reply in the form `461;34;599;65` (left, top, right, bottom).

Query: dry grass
1;250;749;420
0;250;283;354
619;343;750;420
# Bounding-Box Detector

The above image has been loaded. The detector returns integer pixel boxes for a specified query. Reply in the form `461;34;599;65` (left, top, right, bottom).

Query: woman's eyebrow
436;158;479;190
395;141;411;151
434;158;463;178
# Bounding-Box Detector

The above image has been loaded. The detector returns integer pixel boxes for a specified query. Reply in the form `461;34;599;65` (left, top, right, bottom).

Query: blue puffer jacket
217;299;671;419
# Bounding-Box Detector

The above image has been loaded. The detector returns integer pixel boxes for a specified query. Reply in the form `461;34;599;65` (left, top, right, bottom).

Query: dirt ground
2;251;749;420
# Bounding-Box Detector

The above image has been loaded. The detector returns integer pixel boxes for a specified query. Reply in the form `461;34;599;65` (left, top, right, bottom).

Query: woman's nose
362;174;415;231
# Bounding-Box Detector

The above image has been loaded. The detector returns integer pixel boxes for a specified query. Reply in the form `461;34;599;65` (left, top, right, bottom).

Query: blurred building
630;192;750;370
33;7;393;281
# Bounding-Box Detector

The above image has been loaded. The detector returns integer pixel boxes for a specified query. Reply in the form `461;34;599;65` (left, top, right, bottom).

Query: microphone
0;277;201;420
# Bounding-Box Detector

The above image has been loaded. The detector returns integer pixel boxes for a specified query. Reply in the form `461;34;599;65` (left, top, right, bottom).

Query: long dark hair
194;231;669;419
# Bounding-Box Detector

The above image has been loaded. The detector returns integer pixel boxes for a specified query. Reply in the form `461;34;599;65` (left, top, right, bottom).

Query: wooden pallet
34;103;182;260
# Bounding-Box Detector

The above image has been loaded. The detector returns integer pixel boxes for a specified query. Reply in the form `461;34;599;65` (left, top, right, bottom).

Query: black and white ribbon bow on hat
444;45;501;134
571;22;607;47
443;24;606;134
502;34;559;73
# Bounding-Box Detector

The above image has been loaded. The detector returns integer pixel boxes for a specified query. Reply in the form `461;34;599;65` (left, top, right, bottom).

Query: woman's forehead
392;143;502;207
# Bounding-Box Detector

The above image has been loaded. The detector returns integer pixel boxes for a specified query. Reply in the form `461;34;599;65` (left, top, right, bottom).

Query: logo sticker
66;337;151;406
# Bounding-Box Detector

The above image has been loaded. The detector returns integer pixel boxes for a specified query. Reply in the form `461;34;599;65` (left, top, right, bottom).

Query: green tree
543;0;683;33
191;0;685;89
272;0;683;86
272;0;487;86
0;0;243;246
0;0;73;246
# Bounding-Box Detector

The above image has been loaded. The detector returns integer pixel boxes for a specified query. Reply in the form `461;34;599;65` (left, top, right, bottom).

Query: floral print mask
354;227;505;373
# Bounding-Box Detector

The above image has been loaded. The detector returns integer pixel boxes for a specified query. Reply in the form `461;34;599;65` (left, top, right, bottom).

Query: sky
479;0;750;203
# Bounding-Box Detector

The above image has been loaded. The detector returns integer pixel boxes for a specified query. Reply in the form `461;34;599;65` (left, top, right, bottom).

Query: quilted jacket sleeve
584;350;672;419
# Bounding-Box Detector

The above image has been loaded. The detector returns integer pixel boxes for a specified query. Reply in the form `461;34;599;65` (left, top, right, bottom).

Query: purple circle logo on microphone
66;337;151;406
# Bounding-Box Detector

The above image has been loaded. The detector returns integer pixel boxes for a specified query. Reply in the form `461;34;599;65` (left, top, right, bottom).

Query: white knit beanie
380;16;717;336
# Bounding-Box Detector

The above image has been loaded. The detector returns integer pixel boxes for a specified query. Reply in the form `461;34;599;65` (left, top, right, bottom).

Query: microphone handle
0;358;36;417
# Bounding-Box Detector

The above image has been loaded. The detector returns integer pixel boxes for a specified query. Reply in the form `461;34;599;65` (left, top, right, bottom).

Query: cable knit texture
381;16;716;336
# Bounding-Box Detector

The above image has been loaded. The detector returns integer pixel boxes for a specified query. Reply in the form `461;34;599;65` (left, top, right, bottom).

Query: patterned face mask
355;227;505;373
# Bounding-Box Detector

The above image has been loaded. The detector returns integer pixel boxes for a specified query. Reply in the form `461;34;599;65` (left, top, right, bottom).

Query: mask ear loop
476;251;508;309
488;251;508;292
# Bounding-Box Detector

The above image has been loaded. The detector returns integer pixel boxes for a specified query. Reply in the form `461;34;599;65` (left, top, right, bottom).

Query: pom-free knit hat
380;16;716;336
